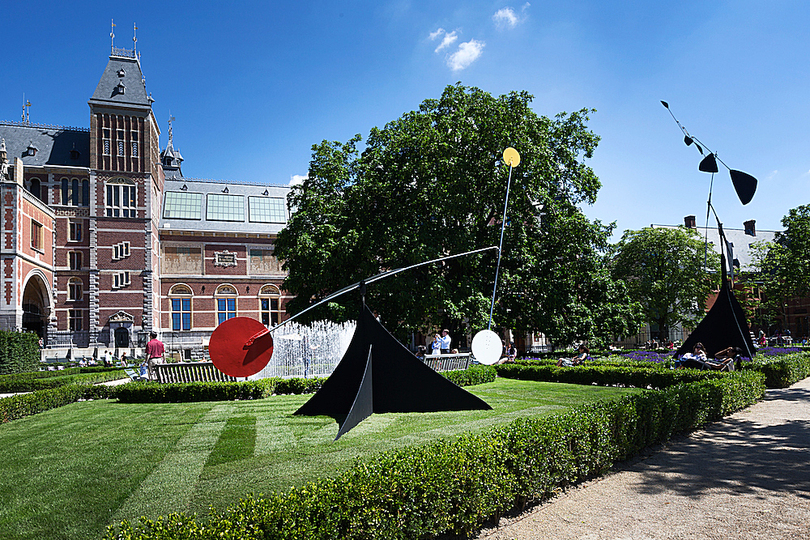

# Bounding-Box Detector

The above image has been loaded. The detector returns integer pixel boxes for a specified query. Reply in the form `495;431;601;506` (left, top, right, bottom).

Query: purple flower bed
619;350;675;363
757;346;802;356
618;345;805;364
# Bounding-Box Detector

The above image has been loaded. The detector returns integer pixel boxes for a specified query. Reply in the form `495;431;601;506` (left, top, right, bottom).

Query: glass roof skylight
164;191;202;220
206;193;245;222
249;196;286;223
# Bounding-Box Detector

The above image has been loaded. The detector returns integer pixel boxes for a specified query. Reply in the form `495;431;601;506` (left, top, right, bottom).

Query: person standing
440;329;451;354
430;333;442;355
145;331;165;381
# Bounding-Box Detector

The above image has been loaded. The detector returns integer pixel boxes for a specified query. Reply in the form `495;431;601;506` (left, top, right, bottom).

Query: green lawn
0;379;641;540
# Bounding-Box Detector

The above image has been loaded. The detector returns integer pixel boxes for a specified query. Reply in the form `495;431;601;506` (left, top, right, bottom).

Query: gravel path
476;376;810;540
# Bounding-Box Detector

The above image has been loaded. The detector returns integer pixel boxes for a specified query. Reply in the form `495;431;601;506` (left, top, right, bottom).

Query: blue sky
2;1;807;239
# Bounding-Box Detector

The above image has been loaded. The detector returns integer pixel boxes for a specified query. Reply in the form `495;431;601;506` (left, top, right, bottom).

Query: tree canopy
745;204;810;329
274;84;638;346
611;226;720;340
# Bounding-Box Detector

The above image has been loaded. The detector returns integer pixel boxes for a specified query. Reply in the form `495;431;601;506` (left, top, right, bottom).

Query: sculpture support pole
488;163;514;330
488;148;520;331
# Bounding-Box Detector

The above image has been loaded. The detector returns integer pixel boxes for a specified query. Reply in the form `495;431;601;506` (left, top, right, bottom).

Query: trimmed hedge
0;368;128;393
494;362;725;389
743;352;810;388
0;384;114;423
443;364;496;386
0;330;40;375
103;371;766;540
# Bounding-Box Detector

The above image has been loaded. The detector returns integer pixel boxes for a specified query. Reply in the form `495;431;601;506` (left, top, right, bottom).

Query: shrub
0;330;40;375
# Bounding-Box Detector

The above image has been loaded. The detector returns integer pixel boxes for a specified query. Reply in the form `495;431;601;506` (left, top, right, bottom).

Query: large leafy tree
275;84;637;345
747;205;810;329
611;226;720;341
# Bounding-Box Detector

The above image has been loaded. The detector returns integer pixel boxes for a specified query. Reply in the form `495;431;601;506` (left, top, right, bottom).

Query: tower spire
110;19;116;53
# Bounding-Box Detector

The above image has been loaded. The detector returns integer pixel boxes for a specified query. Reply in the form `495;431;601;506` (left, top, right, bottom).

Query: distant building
0;41;291;359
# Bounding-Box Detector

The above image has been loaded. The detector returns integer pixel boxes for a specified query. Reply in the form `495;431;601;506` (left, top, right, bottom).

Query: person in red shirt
145;332;165;381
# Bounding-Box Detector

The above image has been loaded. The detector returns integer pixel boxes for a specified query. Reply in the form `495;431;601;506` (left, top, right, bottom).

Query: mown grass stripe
255;415;297;454
113;404;233;521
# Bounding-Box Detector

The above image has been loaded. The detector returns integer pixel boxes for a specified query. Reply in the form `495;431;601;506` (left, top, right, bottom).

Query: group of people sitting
675;342;742;371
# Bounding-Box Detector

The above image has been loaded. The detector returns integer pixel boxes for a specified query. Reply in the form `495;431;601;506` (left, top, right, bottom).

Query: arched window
169;284;192;331
68;277;83;301
259;284;282;327
215;284;237;325
25;177;41;200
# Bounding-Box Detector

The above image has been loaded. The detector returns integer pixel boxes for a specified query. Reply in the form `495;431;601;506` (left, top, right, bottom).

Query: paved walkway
476;377;810;540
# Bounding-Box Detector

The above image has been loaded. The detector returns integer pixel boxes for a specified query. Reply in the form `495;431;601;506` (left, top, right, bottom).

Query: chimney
743;219;756;236
684;215;696;229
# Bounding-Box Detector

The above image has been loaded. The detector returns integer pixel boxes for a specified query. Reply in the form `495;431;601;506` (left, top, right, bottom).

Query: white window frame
112;242;131;261
113;271;131;289
106;180;137;218
69;220;82;242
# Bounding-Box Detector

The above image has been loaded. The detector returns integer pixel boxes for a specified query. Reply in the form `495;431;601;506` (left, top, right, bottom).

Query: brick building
0;42;291;359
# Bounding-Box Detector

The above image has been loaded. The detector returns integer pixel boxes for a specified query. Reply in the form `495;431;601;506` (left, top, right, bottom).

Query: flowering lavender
619;350;674;364
757;346;802;356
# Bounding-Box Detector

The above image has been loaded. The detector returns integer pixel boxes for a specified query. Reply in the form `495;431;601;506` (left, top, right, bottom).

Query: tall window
69;309;83;332
69;251;82;270
216;284;238;325
25;177;41;200
103;129;111;156
68;278;83;301
69;221;82;242
169;285;193;331
61;178;89;206
131;131;139;158
117;130;125;157
106;180;136;217
31;220;43;251
259;285;281;326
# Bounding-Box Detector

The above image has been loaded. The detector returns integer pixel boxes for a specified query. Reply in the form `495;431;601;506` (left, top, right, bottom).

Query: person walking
145;331;165;381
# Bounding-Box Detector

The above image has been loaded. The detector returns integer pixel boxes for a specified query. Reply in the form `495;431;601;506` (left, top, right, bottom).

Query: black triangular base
675;273;756;359
295;306;491;438
335;345;375;440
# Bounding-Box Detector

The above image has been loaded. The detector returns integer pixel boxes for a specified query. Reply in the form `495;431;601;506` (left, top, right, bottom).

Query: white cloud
493;8;518;28
447;40;485;71
429;28;445;40
435;31;458;53
493;3;530;29
429;28;459;53
289;174;307;186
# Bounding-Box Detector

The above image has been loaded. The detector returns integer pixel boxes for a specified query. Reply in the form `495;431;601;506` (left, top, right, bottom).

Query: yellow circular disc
503;147;520;167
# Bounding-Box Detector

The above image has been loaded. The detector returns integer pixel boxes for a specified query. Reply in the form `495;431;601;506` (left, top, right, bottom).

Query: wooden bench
420;353;472;372
154;361;238;384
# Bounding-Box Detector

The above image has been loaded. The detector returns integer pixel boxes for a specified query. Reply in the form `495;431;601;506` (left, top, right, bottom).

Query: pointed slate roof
88;51;153;112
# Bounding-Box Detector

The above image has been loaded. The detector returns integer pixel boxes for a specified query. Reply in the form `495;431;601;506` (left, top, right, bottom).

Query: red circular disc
209;317;274;378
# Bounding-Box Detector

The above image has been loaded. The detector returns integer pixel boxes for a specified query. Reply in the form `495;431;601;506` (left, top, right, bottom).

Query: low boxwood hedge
0;367;127;393
103;371;766;540
742;352;810;388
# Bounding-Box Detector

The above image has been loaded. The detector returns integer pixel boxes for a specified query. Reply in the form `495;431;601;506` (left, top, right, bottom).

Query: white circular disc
472;329;502;365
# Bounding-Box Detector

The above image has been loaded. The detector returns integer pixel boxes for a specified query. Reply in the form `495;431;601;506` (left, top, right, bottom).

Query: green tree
611;226;720;341
275;84;637;346
747;205;810;330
